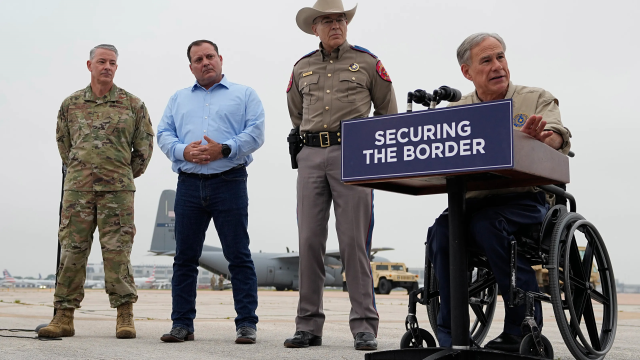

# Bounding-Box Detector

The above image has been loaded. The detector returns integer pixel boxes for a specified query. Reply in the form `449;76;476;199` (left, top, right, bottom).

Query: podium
341;100;569;360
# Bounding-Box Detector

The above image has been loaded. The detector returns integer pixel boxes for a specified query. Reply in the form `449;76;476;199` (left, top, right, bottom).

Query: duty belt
303;132;341;147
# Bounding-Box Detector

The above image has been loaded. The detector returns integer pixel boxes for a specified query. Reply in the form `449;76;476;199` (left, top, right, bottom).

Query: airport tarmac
1;288;639;360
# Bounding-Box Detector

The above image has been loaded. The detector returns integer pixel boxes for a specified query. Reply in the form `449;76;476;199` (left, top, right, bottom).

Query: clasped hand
183;135;223;165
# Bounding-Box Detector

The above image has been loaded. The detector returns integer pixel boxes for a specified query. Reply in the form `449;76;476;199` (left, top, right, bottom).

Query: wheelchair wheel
426;262;497;346
548;213;617;360
519;333;554;359
400;328;437;349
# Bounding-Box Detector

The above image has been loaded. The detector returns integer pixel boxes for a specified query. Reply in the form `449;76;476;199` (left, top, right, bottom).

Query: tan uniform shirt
449;82;572;198
287;41;397;133
56;84;154;191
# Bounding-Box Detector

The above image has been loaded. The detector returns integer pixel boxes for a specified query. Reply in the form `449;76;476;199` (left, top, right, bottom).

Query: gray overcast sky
1;0;639;283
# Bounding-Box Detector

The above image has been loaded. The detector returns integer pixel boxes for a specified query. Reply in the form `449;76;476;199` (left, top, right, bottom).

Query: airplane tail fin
3;269;15;282
149;190;177;255
39;273;42;280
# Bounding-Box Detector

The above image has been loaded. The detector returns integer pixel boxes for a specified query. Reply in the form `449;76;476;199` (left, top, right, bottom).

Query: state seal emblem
513;113;529;128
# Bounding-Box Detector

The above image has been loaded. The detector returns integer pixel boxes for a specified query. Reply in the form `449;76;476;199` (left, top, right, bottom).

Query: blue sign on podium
341;100;514;182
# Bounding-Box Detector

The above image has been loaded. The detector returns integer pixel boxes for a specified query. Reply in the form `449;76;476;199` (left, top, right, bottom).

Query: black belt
181;164;244;179
303;132;341;147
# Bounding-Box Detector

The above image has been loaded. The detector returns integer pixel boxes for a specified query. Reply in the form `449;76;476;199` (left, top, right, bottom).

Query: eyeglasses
317;17;347;26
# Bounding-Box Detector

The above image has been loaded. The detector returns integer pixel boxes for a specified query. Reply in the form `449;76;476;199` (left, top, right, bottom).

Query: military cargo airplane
149;190;391;290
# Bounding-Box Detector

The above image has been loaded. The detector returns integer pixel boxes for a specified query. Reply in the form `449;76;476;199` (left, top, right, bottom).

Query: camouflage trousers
54;190;138;309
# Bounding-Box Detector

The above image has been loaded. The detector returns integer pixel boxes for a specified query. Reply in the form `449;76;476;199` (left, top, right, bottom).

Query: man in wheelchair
426;32;572;352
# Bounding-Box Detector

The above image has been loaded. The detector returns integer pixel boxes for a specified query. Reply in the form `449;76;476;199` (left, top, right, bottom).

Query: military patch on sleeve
376;61;391;82
513;113;529;128
286;71;293;93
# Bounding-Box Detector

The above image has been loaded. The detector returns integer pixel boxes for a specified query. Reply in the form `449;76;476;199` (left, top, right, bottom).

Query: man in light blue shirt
157;40;265;345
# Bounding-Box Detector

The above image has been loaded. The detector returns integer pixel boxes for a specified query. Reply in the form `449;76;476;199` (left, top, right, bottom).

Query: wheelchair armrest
538;185;576;212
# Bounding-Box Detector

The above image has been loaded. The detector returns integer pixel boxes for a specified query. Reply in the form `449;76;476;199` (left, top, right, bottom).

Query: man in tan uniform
427;33;571;352
284;0;397;351
39;44;154;339
218;274;225;291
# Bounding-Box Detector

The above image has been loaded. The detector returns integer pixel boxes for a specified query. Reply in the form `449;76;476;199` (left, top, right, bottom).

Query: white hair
90;44;118;60
456;33;506;66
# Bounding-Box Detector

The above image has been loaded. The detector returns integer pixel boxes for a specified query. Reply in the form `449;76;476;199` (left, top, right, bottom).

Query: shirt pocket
105;113;125;135
337;72;366;103
69;110;92;138
299;74;320;106
215;101;245;119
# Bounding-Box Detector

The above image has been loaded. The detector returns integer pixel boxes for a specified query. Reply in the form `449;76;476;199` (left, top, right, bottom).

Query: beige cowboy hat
296;0;357;35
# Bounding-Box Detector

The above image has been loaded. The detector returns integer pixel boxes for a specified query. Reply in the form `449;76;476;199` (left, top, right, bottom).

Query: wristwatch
221;144;231;158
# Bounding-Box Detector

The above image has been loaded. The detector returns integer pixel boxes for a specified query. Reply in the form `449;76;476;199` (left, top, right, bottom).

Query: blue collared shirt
157;76;265;174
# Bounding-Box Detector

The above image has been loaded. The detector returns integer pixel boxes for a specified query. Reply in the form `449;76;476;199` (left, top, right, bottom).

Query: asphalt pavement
1;288;639;360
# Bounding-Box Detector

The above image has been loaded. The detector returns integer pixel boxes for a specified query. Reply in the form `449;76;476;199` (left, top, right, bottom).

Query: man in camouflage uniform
38;44;154;339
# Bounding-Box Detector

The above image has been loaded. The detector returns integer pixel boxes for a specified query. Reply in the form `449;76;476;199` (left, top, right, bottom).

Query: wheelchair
400;184;618;360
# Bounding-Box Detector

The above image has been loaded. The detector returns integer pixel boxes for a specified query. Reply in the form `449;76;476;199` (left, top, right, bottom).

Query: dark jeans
427;191;547;347
171;166;258;332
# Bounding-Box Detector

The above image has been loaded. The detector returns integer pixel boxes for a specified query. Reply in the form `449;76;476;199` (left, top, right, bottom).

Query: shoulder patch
376;60;391;82
350;45;377;59
286;71;293;93
294;50;319;66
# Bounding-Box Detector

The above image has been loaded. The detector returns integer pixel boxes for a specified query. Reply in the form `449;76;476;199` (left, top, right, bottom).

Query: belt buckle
319;132;330;147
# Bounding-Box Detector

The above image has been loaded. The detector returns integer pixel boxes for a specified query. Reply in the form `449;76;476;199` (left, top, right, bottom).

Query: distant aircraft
1;269;16;287
154;278;172;290
149;190;392;291
2;270;55;288
84;279;104;289
134;266;156;289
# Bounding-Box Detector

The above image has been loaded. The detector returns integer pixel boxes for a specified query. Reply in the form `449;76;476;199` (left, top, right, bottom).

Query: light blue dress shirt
157;76;265;174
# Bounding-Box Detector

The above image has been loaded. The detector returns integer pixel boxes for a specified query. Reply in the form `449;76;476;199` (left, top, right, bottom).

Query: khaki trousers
295;145;379;337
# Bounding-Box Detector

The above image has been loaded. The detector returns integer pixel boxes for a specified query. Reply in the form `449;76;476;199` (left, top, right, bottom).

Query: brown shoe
116;302;136;339
38;308;75;338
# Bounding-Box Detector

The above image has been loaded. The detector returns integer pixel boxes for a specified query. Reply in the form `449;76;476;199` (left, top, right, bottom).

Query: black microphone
435;85;462;103
411;89;435;106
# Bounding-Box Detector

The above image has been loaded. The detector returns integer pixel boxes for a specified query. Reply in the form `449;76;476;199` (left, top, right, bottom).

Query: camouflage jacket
56;84;154;191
